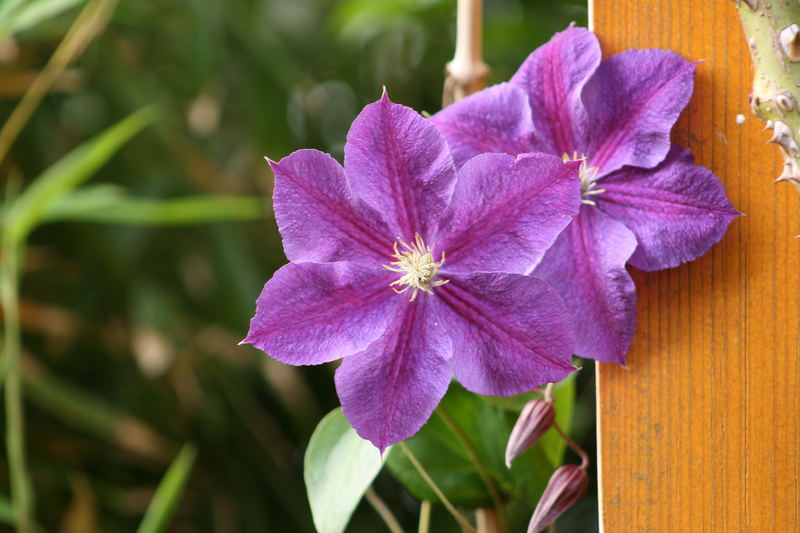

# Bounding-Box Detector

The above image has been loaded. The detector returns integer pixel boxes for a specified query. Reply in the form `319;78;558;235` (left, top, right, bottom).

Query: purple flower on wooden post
243;91;582;452
431;26;739;365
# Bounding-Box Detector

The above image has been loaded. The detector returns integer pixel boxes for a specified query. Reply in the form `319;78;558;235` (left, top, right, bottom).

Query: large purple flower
431;26;739;365
243;92;582;451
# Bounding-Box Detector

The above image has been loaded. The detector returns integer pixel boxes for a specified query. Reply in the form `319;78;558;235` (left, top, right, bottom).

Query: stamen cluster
383;233;449;301
562;152;605;205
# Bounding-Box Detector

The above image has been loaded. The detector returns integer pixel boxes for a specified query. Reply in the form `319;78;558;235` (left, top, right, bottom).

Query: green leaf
386;385;505;508
0;0;85;38
387;377;577;510
136;444;197;533
304;408;386;533
44;185;265;225
1;107;154;244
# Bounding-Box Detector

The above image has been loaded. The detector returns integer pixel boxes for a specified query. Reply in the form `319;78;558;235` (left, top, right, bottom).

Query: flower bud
505;399;555;467
527;465;589;533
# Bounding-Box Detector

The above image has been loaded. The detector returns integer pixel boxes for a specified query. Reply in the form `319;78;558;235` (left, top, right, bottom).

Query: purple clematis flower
243;92;583;451
431;26;739;365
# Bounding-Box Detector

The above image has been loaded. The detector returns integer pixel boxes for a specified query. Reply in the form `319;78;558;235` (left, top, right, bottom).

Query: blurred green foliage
0;0;595;531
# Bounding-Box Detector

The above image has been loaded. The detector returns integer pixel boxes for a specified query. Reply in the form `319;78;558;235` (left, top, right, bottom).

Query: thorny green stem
2;241;32;533
365;487;404;533
418;500;431;533
397;441;478;533
735;1;800;192
435;407;508;533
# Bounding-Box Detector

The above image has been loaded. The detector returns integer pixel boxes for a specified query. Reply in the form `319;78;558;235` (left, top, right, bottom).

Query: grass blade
2;107;154;244
136;444;197;533
45;188;265;225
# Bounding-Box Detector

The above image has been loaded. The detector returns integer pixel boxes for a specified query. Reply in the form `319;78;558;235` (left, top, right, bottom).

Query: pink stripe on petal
433;272;576;397
510;26;600;157
431;83;536;168
345;91;456;240
532;208;637;365
271;149;393;264
436;153;580;274
243;262;399;366
335;296;452;452
584;50;696;176
598;145;740;271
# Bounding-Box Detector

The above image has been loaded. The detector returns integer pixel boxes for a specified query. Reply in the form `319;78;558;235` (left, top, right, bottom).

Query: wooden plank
592;2;800;531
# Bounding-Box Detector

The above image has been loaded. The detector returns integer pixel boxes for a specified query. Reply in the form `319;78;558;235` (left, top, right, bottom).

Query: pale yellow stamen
383;233;449;301
562;151;605;205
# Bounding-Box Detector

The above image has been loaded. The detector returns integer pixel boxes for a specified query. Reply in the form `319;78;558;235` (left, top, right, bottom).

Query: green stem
418;500;431;533
735;1;800;190
397;441;477;533
435;407;508;533
364;487;404;533
1;242;32;533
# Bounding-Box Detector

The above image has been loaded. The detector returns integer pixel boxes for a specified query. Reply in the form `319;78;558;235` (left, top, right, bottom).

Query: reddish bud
505;399;555;467
527;465;589;533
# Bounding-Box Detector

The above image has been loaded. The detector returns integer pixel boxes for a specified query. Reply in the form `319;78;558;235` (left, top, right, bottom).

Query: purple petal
271;149;393;264
335;296;452;452
431;272;576;396
435;153;580;274
510;26;600;156
344;91;456;239
430;83;536;168
583;50;696;176
243;262;398;365
532;208;637;365
598;145;740;271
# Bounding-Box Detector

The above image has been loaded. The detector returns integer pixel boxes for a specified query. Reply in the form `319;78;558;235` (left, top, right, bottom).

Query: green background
0;0;595;531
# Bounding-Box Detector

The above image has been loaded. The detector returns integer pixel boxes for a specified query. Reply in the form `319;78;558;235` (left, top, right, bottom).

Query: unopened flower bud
505;399;555;467
527;465;589;533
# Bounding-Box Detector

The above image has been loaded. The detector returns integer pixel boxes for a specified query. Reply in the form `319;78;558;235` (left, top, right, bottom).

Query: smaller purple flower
431;26;740;365
243;91;583;451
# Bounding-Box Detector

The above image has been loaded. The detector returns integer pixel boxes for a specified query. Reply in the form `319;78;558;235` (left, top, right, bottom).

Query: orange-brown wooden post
593;2;800;531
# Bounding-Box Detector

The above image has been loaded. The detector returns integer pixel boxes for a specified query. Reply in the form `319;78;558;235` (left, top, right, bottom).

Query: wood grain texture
592;2;800;532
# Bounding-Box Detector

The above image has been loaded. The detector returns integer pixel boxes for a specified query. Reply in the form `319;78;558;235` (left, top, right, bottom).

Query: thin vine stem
418;500;431;533
2;241;32;533
435;407;508;533
552;420;589;470
397;441;478;533
365;487;404;533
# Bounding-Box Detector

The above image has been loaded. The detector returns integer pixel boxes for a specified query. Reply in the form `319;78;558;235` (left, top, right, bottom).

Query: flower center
383;233;449;301
562;152;605;206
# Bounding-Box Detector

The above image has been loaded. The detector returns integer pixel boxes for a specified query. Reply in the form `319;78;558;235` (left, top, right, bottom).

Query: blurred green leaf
0;0;86;37
136;444;197;533
22;356;173;461
0;493;14;525
1;107;154;244
44;185;265;225
304;408;385;533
